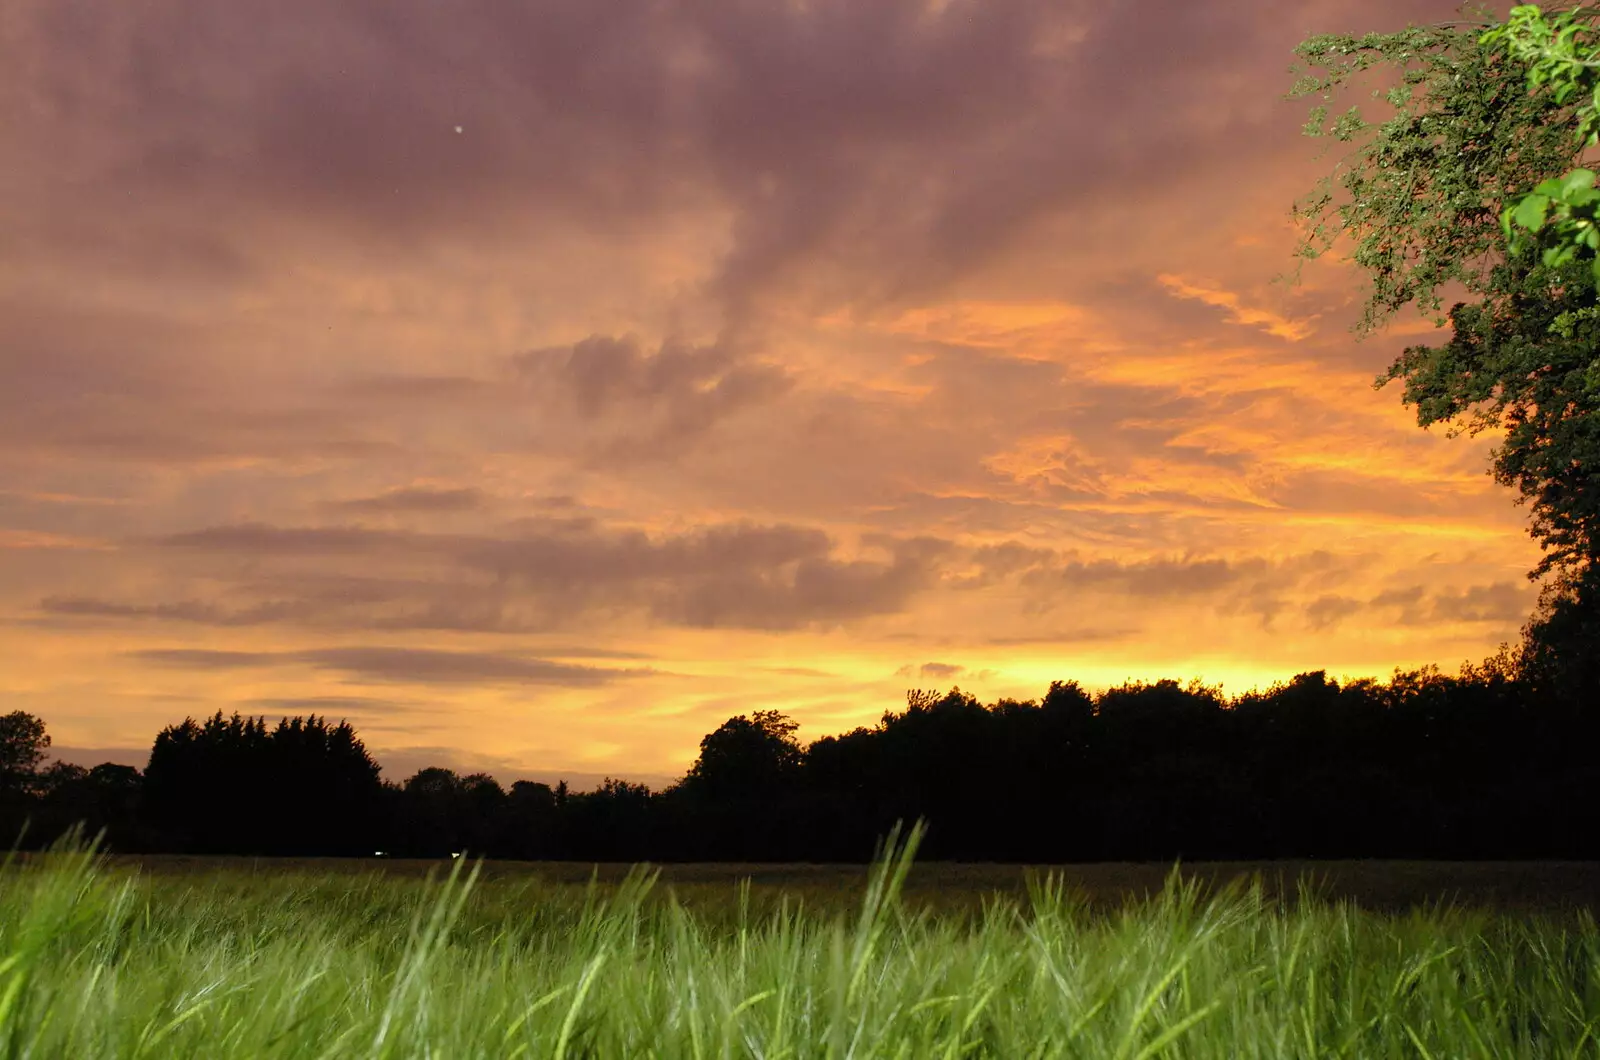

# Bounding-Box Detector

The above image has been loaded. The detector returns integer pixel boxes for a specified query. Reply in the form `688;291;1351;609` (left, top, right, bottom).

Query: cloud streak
130;645;662;686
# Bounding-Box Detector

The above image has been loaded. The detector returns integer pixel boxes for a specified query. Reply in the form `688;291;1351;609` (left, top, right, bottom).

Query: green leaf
1514;193;1552;232
1544;244;1577;267
1561;169;1598;198
1501;205;1517;242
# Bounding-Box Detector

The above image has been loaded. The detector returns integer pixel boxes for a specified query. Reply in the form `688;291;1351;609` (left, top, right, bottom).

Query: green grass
2;825;1598;1058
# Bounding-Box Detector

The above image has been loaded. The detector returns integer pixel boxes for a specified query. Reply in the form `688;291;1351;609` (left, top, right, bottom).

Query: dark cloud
1370;584;1428;624
506;645;657;660
647;541;946;630
1361;581;1532;627
982;627;1135;646
1020;555;1267;598
127;645;661;686
356;599;567;635
135;649;277;670
508;333;796;461
225;572;423;608
512;335;731;417
1427;581;1530;624
294;647;657;686
2;0;1456;325
1304;594;1364;631
37;596;319;626
1231;550;1363;626
455;520;825;582
965;541;1060;580
1372;585;1427;609
326;486;489;513
46;515;946;632
150;522;422;555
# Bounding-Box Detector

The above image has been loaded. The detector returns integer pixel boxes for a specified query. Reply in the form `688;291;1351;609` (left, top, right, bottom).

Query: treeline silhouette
2;649;1595;863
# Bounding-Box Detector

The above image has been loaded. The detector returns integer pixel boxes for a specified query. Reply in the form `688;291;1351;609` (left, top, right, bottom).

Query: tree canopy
0;710;50;796
1485;3;1600;287
1281;2;1600;695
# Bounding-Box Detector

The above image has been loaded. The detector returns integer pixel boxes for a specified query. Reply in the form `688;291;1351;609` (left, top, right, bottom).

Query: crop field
2;824;1599;1058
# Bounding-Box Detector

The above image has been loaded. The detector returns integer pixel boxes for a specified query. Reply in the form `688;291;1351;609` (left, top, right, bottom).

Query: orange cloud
1155;274;1320;342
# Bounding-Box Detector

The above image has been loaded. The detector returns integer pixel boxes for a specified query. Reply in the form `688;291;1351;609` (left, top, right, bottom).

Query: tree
398;767;466;856
1282;5;1600;686
1484;4;1600;291
32;762;148;851
503;780;558;859
144;711;383;854
678;709;806;860
0;711;50;796
682;709;805;804
459;772;507;854
562;778;655;862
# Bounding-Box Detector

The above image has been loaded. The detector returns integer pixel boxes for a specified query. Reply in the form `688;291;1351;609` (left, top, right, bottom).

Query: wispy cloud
130;645;664;686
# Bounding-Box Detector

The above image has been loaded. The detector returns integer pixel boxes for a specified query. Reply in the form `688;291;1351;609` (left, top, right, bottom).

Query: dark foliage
3;647;1594;862
141;712;384;855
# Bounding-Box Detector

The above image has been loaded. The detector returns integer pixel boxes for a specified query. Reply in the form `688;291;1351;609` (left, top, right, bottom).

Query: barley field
2;823;1598;1058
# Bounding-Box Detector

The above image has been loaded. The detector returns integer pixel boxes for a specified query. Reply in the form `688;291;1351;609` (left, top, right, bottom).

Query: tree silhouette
144;712;382;855
17;649;1600;862
683;709;805;803
1517;567;1600;709
395;767;467;857
562;778;655;861
0;711;50;797
502;780;558;859
35;762;148;852
678;709;805;859
0;711;51;846
460;772;507;855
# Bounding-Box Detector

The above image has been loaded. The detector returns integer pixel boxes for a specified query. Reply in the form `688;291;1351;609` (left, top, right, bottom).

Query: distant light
373;851;387;857
451;852;462;859
454;125;463;134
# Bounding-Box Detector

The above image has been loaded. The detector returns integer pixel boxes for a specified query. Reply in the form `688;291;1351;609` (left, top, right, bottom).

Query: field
2;824;1599;1058
96;848;1600;927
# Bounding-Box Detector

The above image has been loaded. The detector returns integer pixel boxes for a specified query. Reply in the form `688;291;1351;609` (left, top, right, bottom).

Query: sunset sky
1;0;1548;792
